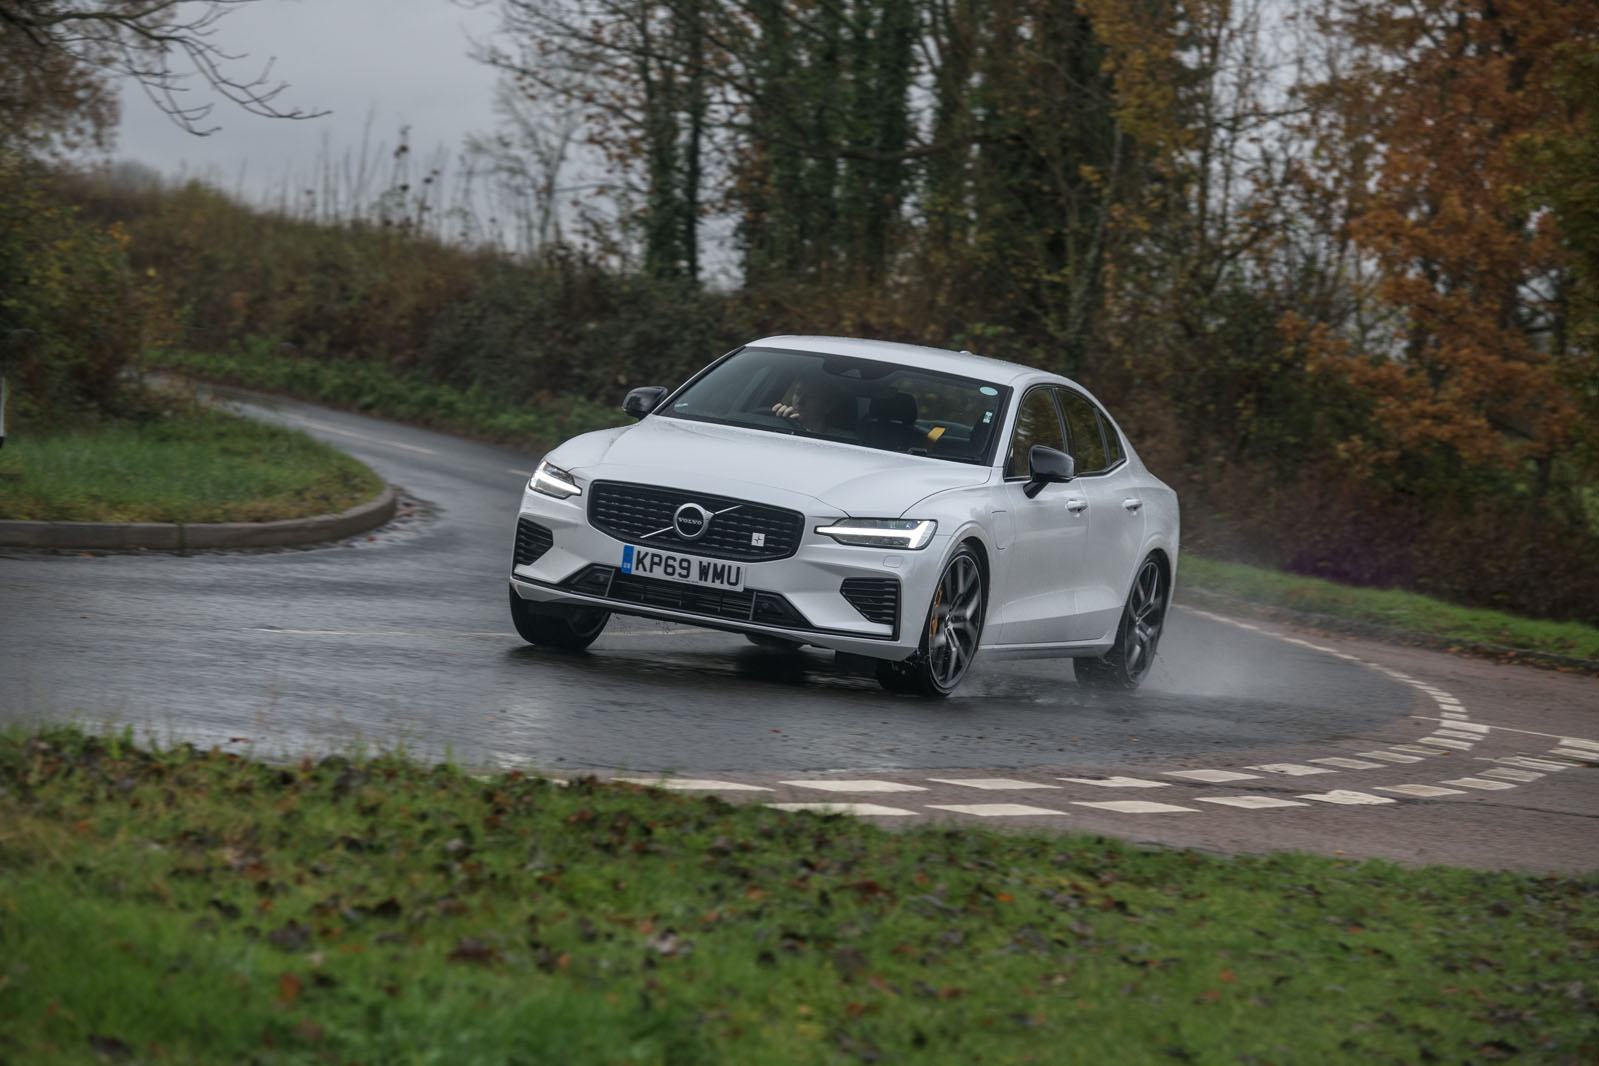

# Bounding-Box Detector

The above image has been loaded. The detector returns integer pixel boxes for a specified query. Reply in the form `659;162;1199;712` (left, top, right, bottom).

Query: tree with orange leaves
1301;0;1598;502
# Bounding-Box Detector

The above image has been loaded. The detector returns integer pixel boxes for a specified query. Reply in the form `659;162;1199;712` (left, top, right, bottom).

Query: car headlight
529;460;581;499
815;518;937;550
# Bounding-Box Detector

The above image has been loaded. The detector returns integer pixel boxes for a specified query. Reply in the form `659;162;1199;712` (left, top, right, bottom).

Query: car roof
747;335;1055;388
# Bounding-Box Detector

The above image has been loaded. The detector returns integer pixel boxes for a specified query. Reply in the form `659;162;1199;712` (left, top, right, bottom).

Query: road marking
1057;776;1170;788
1478;768;1543;783
1432;730;1483;741
1309;757;1387;770
1071;800;1198;814
614;777;775;792
1495;756;1576;771
1550;748;1598;761
1414;720;1576;741
1376;784;1467;798
1441;777;1517;791
1194;795;1308;810
1422;736;1475;750
1298;790;1396;805
288;415;437;455
1248;763;1336;776
1392;745;1451;756
780;779;928;793
927;803;1068;817
927;777;1061;791
1164;769;1260;783
768;802;916;816
1559;737;1599;753
1359;751;1424;763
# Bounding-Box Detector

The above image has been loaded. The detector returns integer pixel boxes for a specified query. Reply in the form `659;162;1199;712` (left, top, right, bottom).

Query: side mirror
1024;445;1075;498
622;386;669;419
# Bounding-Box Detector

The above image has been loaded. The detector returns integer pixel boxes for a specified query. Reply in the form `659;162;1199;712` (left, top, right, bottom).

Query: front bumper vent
513;518;554;567
840;577;900;628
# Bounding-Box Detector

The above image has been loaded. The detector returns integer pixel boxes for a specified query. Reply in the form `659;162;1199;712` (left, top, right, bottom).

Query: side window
1005;388;1066;478
1057;389;1109;474
1102;413;1123;467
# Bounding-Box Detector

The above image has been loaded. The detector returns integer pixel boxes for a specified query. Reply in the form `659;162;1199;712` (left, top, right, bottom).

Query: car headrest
867;392;917;425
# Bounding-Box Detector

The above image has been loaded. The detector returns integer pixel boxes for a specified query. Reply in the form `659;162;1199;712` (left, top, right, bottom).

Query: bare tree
464;82;586;256
0;0;325;140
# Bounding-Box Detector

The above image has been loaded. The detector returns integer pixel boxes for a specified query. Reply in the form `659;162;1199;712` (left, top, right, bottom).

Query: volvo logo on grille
673;503;712;540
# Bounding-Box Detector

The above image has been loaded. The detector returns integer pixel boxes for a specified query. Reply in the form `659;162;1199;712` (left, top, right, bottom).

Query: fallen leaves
646;930;692;959
446;936;501;966
266;922;312;953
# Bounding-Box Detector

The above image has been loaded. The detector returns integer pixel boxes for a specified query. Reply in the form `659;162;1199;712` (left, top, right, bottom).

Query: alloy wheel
926;551;985;690
1121;557;1166;683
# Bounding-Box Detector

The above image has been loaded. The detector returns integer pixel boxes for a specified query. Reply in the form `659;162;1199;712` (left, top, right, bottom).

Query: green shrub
0;155;172;428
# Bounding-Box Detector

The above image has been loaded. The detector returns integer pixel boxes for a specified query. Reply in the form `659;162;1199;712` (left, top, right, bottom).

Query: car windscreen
656;347;1010;464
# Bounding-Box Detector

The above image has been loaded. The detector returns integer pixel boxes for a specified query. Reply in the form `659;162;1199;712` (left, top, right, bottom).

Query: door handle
1122;498;1143;513
1065;497;1088;514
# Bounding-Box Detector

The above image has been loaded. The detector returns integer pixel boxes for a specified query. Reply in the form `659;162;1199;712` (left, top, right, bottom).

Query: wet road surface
2;391;1594;871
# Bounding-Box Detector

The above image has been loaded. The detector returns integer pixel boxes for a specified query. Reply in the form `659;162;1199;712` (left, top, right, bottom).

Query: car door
1056;387;1145;642
990;386;1089;645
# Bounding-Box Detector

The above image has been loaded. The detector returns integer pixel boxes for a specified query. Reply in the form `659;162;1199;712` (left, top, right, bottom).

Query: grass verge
2;727;1595;1065
0;403;385;523
1179;555;1599;662
150;340;631;452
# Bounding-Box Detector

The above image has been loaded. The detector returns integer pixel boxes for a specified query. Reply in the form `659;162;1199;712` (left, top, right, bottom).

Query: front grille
841;577;900;627
587;481;804;561
559;565;812;629
513;518;554;566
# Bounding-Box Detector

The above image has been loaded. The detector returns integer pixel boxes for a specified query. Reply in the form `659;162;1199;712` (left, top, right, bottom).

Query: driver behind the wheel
772;371;853;433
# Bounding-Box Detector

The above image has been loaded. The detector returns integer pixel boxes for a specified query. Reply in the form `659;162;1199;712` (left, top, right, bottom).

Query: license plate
621;545;745;591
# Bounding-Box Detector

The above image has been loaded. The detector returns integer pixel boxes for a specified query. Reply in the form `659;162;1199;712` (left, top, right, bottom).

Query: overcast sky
108;0;503;203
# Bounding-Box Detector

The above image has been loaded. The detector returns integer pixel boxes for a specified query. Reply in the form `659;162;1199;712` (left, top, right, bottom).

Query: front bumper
509;485;943;660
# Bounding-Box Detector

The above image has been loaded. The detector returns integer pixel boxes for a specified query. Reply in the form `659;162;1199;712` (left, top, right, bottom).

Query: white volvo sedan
509;336;1179;696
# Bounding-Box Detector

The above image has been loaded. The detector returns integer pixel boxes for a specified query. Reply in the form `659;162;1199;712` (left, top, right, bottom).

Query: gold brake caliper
929;584;943;638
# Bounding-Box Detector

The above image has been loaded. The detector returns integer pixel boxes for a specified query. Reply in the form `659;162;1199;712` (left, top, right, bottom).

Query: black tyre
876;546;986;697
508;587;609;651
1075;555;1167;691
